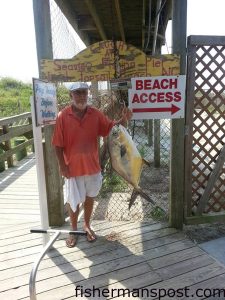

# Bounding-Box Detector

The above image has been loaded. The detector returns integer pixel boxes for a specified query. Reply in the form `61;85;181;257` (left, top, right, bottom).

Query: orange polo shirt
52;105;115;177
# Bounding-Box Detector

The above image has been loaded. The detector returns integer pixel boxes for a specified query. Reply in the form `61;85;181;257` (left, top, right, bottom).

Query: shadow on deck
0;154;36;191
0;155;225;299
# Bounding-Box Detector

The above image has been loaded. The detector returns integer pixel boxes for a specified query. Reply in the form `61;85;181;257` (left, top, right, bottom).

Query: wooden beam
84;0;107;40
33;0;64;227
114;0;125;42
184;40;197;219
0;125;32;143
185;213;225;225
188;35;225;46
78;15;97;31
152;0;162;55
196;144;225;215
169;0;187;230
0;112;31;126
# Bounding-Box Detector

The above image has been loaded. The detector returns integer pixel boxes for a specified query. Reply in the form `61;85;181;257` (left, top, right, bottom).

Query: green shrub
0;77;32;117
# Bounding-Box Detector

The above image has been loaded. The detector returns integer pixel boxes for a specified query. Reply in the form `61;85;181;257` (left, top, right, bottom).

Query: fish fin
120;144;127;157
136;188;155;205
129;188;155;209
142;158;151;167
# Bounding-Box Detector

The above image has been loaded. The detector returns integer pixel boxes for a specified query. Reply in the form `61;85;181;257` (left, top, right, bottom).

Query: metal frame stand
29;229;86;300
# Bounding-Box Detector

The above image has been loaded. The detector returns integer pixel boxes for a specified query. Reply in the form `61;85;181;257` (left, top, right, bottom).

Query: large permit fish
107;124;155;209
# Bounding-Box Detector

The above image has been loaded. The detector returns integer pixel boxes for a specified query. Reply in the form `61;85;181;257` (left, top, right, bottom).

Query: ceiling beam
141;0;146;49
142;0;146;49
114;0;125;42
144;0;152;52
152;0;162;54
84;0;107;40
77;15;96;31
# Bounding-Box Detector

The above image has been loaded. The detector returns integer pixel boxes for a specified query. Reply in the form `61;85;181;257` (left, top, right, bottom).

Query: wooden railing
0;112;34;169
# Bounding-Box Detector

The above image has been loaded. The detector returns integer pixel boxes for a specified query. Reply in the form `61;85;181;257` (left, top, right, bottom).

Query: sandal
85;228;97;242
66;234;78;248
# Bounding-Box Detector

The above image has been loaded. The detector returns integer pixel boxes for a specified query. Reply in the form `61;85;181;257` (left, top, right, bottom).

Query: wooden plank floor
1;155;225;300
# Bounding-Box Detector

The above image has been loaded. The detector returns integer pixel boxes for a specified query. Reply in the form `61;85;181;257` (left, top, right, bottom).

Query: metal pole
29;229;87;299
29;232;60;300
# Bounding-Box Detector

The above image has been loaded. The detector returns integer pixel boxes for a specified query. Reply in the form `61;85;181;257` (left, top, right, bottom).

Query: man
52;82;132;247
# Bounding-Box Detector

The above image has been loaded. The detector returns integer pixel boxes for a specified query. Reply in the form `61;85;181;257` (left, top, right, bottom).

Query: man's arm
55;146;69;178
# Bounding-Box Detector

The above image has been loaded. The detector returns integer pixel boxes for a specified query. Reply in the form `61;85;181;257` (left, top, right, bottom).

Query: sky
0;0;225;83
0;0;38;82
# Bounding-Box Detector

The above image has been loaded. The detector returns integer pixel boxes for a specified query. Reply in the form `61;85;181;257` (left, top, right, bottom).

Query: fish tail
128;188;155;209
128;190;139;209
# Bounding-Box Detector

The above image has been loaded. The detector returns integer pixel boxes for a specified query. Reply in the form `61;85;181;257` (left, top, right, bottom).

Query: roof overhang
54;0;172;54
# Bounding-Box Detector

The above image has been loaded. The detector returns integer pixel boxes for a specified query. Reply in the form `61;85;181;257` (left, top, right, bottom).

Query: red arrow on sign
132;104;180;115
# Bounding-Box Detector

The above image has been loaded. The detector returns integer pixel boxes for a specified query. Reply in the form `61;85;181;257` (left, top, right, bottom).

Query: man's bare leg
66;203;79;247
67;203;79;229
83;196;96;241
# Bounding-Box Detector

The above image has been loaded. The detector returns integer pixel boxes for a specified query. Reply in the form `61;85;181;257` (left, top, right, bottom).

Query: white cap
69;82;89;91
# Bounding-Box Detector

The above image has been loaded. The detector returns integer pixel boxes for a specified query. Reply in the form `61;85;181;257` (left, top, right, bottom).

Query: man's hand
117;107;133;127
122;107;133;121
59;163;70;178
55;146;70;178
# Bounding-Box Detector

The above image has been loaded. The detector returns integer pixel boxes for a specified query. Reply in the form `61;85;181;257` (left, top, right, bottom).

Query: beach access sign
32;78;57;126
129;75;186;119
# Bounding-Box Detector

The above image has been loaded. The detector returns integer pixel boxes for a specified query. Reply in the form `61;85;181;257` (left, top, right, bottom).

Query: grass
149;206;168;221
0;77;32;117
0;77;70;118
100;172;128;197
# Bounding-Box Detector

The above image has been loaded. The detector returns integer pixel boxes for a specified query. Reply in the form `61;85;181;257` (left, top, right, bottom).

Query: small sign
110;79;131;90
129;75;186;119
32;78;57;126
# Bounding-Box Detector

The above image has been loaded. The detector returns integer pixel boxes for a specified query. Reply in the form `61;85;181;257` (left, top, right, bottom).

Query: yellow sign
40;40;180;82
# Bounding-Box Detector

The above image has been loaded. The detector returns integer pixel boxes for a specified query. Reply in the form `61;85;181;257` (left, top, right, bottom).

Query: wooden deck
1;155;225;300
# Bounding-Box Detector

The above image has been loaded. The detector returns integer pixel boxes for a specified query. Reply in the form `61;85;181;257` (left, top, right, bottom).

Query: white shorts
64;172;102;212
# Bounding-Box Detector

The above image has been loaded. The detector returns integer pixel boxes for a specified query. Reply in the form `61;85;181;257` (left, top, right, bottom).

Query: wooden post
0;127;6;171
144;120;153;147
3;125;13;167
153;42;161;167
33;0;64;226
14;138;27;161
28;117;35;153
148;120;153;146
154;120;160;167
184;39;196;219
90;81;99;107
169;0;187;229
